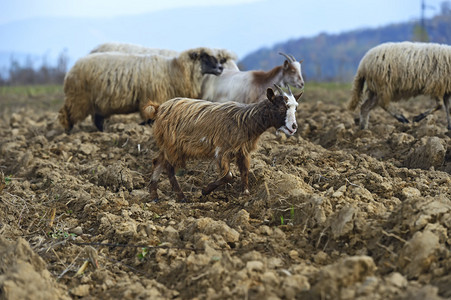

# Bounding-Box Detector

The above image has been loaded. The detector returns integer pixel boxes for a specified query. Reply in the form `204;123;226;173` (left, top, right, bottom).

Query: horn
273;83;285;95
278;52;294;63
289;54;296;62
287;85;293;96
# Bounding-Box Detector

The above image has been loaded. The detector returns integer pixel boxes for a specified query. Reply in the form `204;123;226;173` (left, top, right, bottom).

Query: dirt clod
1;94;450;299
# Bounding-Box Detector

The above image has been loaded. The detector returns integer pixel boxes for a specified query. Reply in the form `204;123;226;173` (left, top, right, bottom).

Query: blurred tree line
240;1;451;82
0;49;68;86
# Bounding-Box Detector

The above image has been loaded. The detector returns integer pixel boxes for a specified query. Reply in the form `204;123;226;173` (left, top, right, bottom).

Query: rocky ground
0;85;450;299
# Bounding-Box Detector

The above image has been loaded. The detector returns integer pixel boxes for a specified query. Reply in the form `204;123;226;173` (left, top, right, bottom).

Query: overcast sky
0;0;448;63
1;0;445;29
0;0;261;24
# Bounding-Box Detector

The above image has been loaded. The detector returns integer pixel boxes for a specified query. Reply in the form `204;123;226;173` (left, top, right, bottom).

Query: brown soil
0;89;450;299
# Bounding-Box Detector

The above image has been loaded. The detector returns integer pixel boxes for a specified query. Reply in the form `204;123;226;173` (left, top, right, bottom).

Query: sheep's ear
283;60;289;69
141;100;159;120
189;52;199;60
299;59;304;64
266;88;276;103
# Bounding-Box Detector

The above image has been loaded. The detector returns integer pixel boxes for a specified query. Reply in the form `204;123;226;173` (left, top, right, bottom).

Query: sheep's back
154;98;258;167
91;43;179;57
359;42;451;102
65;53;177;114
202;70;254;103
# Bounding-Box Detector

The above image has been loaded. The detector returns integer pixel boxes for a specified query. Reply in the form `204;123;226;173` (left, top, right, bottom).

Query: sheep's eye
220;58;227;64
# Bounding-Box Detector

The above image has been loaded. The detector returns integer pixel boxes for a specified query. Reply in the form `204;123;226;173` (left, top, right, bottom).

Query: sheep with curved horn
201;52;304;104
143;84;302;202
279;52;295;63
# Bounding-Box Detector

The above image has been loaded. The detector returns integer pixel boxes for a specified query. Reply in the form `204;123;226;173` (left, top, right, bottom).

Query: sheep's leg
237;152;250;195
149;153;165;202
359;94;378;129
164;161;186;202
202;157;233;196
444;94;451;130
93;114;105;131
413;97;442;123
382;104;409;124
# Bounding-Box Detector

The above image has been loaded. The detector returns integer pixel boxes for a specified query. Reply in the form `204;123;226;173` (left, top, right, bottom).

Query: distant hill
239;11;451;82
2;3;451;85
0;0;340;74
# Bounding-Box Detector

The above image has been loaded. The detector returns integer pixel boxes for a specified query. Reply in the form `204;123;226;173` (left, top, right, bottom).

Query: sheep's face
266;87;301;136
282;59;304;90
190;51;224;76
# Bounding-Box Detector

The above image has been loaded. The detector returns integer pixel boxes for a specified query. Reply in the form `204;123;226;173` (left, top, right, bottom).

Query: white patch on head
278;92;298;136
293;61;301;74
284;61;304;89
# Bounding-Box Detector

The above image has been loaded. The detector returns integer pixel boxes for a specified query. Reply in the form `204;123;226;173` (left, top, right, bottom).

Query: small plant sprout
48;230;77;240
138;247;149;261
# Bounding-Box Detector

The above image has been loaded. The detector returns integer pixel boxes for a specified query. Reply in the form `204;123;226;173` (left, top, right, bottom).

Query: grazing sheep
58;47;227;132
349;42;451;130
90;42;239;70
201;52;304;103
146;84;303;202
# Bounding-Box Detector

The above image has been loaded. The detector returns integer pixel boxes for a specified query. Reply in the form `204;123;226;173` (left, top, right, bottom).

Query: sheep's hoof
395;114;409;124
175;192;188;203
359;124;368;130
93;114;105;131
412;113;426;123
64;125;73;134
139;119;154;126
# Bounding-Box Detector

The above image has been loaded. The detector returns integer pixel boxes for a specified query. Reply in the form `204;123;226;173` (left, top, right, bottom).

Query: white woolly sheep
201;52;304;104
58;47;231;132
146;85;302;202
90;42;179;57
90;42;239;70
349;42;451;130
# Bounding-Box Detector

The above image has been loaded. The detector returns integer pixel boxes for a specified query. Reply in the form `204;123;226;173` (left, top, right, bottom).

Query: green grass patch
305;81;352;91
0;82;353;114
300;81;352;104
0;84;64;112
0;84;62;96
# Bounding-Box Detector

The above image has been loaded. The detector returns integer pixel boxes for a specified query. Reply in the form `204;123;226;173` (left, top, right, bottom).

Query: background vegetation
1;3;451;85
240;3;451;82
0;50;68;86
